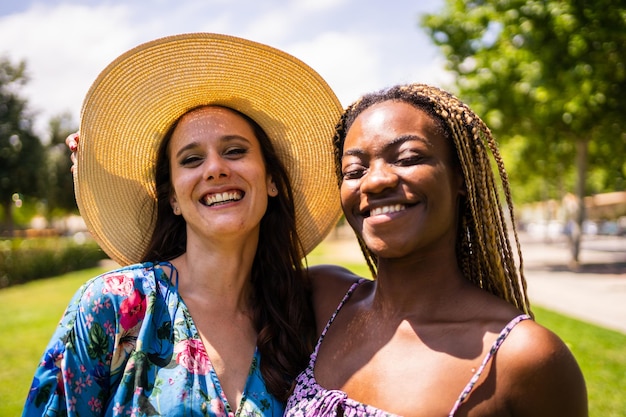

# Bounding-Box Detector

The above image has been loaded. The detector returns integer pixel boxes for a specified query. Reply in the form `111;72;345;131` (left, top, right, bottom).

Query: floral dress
284;280;531;416
22;262;284;417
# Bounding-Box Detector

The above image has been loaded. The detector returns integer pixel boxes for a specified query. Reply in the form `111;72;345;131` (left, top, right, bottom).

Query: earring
272;188;276;193
173;206;180;215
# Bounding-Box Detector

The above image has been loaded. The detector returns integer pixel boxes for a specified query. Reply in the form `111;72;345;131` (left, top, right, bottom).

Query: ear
267;177;278;197
170;195;181;215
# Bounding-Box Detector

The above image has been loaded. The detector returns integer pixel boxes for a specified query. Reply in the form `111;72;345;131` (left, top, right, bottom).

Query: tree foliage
0;56;44;234
421;0;626;203
43;112;78;216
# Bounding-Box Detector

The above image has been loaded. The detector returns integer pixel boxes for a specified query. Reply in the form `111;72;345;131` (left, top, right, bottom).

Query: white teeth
204;191;242;206
370;204;406;217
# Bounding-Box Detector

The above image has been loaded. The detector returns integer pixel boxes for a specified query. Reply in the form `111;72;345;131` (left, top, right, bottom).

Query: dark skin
308;101;587;416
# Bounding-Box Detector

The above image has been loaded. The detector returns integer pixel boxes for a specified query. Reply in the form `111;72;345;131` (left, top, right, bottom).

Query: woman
287;84;588;416
23;33;344;416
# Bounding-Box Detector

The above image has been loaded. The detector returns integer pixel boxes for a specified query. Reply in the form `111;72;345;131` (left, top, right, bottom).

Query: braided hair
333;84;531;315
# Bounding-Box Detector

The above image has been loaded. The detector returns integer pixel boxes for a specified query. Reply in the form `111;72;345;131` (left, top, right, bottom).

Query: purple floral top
22;262;284;417
285;280;531;416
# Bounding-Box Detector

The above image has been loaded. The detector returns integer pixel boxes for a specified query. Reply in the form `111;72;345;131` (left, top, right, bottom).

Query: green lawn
1;249;624;416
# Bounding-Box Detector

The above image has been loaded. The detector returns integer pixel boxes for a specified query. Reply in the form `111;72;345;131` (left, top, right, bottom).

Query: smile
202;191;243;207
368;204;406;217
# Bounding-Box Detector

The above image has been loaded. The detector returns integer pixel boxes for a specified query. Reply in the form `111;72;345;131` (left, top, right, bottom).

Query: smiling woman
284;84;588;417
22;32;343;417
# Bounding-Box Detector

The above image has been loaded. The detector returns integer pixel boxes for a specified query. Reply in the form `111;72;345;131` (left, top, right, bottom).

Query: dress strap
310;279;367;364
448;314;531;416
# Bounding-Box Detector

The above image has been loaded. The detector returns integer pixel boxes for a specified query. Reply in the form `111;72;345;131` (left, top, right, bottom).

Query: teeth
204;191;242;206
370;204;405;217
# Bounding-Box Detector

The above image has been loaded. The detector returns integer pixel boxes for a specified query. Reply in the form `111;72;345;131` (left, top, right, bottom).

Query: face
340;100;465;259
168;106;277;245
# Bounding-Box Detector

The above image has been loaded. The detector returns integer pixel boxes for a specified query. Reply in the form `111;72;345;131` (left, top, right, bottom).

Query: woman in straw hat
23;33;352;416
284;84;587;416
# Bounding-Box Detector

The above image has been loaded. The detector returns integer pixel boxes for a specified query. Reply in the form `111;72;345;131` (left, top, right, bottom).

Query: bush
0;236;107;287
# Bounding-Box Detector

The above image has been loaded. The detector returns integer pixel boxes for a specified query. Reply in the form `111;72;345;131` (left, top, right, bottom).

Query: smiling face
167;106;277;246
340;100;465;259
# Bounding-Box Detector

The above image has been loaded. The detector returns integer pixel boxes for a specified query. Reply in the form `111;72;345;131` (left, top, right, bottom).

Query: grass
1;245;625;416
0;266;108;416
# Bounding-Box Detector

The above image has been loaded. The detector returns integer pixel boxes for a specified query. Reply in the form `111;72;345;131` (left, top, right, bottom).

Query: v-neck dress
22;262;284;417
284;280;531;416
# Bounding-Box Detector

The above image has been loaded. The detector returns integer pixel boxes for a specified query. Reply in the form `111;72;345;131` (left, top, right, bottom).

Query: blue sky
0;0;450;139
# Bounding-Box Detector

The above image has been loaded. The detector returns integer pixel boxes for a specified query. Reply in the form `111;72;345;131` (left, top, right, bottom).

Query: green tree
0;57;45;236
421;0;626;265
43;112;78;218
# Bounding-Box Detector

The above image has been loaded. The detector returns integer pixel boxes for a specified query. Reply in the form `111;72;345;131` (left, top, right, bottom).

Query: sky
0;0;451;141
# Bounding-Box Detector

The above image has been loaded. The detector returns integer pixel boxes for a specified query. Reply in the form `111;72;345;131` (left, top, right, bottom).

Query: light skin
164;106;277;409
309;101;587;416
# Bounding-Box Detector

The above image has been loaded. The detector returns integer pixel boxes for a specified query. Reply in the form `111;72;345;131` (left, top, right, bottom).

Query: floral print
23;262;284;417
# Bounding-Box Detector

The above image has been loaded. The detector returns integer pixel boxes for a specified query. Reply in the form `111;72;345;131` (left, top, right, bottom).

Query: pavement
319;229;626;334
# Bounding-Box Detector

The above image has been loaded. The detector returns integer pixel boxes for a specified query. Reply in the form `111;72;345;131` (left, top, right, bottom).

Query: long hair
143;105;315;401
332;84;532;315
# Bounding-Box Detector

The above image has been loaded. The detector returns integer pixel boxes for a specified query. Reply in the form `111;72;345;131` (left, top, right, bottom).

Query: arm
22;276;118;417
501;321;588;417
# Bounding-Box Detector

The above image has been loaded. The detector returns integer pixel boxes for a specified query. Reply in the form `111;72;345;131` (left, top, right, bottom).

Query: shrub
0;236;107;287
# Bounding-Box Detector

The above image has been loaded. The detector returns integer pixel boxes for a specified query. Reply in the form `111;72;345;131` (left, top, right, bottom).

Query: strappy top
284;280;531;416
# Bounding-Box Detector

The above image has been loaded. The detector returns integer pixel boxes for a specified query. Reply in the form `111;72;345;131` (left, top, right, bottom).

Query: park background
1;0;625;416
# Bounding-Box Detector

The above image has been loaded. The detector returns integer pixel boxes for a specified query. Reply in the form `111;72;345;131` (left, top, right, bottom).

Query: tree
421;0;626;266
0;56;45;236
43;112;79;218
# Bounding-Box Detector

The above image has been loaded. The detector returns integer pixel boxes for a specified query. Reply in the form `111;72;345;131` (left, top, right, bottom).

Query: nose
360;160;398;194
203;154;230;180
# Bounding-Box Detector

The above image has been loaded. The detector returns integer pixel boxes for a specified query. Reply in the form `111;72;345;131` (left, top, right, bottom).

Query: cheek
339;181;360;213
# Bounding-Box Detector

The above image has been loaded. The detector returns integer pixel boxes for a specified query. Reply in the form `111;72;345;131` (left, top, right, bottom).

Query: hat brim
75;33;343;266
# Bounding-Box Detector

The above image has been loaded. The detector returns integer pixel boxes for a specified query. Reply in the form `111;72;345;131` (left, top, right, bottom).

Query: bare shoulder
497;318;588;416
307;264;364;335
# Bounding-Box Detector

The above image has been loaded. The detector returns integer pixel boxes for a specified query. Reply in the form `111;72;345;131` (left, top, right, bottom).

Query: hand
66;132;79;173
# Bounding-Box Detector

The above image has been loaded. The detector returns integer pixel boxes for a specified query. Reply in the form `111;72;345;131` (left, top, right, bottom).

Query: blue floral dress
22;262;284;417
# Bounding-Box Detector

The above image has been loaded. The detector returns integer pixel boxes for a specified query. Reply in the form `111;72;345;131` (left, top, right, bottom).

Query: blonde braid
332;83;531;315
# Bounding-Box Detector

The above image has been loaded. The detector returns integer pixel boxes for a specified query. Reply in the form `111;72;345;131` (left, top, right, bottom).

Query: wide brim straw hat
75;32;343;266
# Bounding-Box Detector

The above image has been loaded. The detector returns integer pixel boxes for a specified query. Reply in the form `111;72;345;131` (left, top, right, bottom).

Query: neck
171;235;258;313
371;248;469;318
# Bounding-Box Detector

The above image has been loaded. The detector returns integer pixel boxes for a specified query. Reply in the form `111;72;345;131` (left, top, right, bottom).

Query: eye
180;154;203;167
224;147;248;158
395;155;422;166
342;165;366;180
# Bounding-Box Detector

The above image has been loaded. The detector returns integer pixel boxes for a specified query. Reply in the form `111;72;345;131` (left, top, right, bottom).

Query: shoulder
76;262;160;302
307;264;365;335
497;318;588;416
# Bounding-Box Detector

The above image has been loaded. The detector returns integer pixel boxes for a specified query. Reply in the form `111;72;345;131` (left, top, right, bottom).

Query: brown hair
143;105;315;400
333;84;532;315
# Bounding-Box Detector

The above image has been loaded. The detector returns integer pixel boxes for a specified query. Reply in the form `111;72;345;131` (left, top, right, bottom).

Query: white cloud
0;3;136;139
0;0;450;141
286;31;382;106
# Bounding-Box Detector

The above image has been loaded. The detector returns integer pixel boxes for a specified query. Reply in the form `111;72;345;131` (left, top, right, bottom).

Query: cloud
0;0;449;141
0;3;136;139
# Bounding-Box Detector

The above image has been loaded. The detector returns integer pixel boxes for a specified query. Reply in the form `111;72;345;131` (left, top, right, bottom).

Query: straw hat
75;33;343;266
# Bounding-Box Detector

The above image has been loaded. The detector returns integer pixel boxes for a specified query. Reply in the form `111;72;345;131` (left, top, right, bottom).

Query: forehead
345;101;443;147
172;106;256;140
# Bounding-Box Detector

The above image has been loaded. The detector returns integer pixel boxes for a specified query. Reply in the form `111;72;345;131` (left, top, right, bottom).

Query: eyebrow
342;134;427;158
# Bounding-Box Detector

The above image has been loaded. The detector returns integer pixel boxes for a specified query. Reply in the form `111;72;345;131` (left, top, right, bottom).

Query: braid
332;84;531;315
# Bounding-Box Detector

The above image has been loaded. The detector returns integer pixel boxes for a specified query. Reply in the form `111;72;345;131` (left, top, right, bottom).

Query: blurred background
1;0;624;274
0;1;625;415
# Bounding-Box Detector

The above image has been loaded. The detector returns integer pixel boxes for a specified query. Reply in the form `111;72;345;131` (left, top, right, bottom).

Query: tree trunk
1;199;14;237
569;139;588;268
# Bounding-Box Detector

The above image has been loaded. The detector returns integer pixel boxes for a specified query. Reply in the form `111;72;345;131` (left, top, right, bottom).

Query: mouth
202;191;244;207
365;204;407;218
